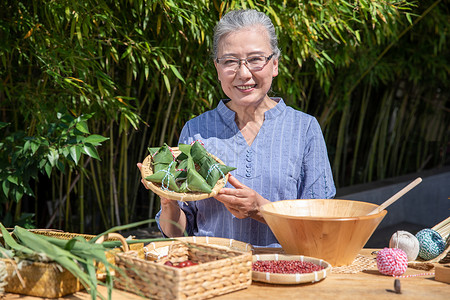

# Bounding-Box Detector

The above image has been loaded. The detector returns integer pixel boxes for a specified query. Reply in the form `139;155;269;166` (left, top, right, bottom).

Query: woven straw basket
31;230;144;278
140;147;230;201
2;260;83;298
114;241;252;300
144;236;253;255
2;231;142;298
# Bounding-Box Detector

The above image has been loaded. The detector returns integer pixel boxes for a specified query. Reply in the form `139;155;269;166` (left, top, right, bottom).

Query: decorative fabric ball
416;228;446;260
376;247;408;276
389;230;420;261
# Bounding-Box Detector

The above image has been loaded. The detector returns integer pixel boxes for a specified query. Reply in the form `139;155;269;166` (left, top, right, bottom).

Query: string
394;272;435;278
205;163;225;181
155;161;176;191
190;140;204;146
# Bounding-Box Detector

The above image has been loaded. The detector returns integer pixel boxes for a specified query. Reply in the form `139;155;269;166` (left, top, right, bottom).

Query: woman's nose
235;61;252;78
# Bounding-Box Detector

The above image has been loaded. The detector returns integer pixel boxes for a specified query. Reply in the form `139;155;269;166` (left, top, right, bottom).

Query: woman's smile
236;84;257;91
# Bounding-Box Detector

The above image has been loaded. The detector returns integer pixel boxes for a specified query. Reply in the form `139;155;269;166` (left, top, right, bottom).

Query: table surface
3;249;449;300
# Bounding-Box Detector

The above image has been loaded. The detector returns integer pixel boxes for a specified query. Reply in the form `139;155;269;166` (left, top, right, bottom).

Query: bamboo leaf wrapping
145;142;235;194
181;157;213;193
191;142;236;187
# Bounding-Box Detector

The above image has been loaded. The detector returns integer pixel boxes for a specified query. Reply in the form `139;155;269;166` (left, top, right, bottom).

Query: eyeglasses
216;53;275;72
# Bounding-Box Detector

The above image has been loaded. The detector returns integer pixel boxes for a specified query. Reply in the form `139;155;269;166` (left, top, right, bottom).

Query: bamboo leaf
70;146;82;164
163;73;171;93
84;134;109;145
0;223;34;255
169;65;185;83
44;162;52;178
76;121;90;134
82;144;101;160
2;181;9;197
47;148;59;167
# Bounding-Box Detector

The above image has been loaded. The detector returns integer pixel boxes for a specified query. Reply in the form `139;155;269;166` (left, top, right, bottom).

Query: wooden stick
367;177;422;215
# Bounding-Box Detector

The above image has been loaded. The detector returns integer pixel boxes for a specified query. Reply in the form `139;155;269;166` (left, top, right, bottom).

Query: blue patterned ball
415;228;446;260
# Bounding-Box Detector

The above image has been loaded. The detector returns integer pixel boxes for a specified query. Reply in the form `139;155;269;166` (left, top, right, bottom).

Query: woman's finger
140;178;150;190
226;174;246;189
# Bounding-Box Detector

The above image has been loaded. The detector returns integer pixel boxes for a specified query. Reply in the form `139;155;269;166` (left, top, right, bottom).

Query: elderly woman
141;9;336;247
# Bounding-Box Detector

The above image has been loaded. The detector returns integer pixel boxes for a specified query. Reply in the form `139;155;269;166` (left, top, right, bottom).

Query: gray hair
213;9;281;59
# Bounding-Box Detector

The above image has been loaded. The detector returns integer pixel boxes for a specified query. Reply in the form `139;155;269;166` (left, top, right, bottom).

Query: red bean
164;260;197;268
252;260;324;274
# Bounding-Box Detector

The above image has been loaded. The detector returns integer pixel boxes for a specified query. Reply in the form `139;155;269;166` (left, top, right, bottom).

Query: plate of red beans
252;254;331;284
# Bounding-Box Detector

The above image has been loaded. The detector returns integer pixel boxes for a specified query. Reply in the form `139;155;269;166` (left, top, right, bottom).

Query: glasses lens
219;58;239;70
246;56;266;70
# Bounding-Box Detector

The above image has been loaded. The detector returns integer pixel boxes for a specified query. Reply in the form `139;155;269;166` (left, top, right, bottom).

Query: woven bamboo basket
2;232;137;298
114;241;252;300
140;147;230;201
2;259;83;298
30;230;144;278
144;236;253;258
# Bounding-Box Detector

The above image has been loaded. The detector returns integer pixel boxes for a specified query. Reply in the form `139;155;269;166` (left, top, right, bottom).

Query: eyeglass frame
215;53;275;72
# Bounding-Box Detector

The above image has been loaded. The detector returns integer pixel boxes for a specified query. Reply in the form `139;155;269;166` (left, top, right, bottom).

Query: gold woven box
2;230;143;298
114;241;252;300
31;230;144;277
2;260;83;298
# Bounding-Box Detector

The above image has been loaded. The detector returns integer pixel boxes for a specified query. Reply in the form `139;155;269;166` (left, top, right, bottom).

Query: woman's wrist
159;198;187;237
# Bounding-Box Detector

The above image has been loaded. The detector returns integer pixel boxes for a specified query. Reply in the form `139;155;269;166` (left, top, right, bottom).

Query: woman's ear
272;57;279;78
214;60;222;81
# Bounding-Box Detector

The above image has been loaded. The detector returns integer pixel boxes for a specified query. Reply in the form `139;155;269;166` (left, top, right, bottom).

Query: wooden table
3;249;449;300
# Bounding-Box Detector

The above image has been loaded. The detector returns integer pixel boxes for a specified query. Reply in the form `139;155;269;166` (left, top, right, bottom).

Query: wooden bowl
140;147;230;201
259;199;387;266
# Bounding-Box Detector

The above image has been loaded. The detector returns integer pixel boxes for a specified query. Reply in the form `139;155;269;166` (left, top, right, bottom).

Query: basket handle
95;233;130;252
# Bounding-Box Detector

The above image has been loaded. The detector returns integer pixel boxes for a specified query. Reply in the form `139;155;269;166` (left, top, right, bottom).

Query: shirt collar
217;98;286;122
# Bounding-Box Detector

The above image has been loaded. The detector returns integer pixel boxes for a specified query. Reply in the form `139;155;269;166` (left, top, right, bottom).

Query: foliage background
0;0;449;233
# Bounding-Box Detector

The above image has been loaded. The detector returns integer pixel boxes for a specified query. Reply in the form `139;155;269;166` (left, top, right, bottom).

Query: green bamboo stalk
332;99;350;186
397;94;419;176
79;156;85;233
89;159;109;229
109;126;114;226
58;174;63;229
392;90;409;176
65;169;72;232
159;81;178;146
350;84;371;185
122;131;129;224
377;90;393;180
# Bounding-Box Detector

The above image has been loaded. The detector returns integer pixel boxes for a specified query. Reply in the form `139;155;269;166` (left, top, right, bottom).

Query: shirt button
245;172;251;177
246;163;252;168
246;157;252;162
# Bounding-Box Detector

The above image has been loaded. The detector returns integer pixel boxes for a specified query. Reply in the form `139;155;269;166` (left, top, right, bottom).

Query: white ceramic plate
252;254;331;284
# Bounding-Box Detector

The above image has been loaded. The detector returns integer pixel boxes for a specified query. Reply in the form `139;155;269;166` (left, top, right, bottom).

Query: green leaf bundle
145;142;235;194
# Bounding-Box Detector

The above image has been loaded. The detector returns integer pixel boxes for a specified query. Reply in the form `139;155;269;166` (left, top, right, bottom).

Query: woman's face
214;26;278;108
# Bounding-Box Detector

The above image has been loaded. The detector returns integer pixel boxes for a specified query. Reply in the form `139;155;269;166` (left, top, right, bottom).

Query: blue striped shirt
156;98;336;247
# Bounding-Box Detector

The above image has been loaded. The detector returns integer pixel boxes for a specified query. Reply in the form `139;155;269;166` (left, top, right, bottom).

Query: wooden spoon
367;177;422;215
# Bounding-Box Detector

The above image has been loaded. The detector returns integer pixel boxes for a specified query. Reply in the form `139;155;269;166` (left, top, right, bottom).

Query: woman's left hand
214;174;270;223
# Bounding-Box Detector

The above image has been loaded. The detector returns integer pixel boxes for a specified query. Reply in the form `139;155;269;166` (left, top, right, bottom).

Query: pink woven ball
376;247;408;276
